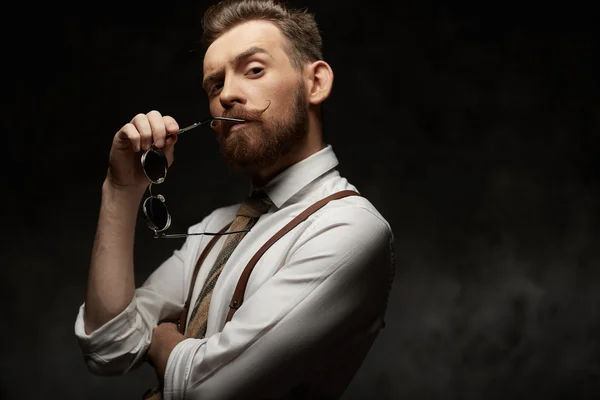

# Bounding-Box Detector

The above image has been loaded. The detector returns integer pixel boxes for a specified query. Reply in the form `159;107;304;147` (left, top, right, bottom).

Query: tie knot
236;190;273;218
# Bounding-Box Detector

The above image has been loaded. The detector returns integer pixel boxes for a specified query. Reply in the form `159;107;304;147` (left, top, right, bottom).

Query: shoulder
308;194;392;244
302;174;393;241
324;192;390;230
291;176;394;255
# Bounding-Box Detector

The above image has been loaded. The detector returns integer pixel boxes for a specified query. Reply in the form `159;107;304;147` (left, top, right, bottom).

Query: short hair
201;0;323;70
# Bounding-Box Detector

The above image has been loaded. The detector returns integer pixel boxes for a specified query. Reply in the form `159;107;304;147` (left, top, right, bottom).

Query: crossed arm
147;322;184;386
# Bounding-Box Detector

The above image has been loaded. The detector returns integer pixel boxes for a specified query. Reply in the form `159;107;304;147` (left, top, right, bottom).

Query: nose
219;77;246;110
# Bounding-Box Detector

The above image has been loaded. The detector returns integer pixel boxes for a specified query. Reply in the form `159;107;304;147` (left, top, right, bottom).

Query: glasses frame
141;116;246;239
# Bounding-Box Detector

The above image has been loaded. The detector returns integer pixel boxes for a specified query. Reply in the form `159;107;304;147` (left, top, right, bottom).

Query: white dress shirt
74;145;395;400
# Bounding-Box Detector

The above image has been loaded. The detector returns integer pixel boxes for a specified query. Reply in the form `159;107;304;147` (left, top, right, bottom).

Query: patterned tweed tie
184;190;272;339
143;190;272;400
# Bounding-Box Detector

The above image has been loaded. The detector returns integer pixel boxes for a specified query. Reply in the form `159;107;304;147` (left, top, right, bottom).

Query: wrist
99;179;146;230
102;178;147;203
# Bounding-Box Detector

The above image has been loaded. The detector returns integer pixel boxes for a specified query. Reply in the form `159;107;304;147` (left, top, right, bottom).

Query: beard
217;81;309;174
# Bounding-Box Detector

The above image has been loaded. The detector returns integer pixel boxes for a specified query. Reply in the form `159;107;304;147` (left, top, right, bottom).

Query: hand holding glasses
141;116;246;239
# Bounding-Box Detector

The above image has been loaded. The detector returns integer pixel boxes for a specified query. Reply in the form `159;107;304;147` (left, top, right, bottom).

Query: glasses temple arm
165;117;245;140
154;228;250;239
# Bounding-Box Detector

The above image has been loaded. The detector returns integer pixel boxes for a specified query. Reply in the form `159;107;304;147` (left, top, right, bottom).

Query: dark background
2;1;599;399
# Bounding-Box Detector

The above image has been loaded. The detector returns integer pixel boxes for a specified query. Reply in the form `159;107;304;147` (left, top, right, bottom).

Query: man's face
202;20;309;173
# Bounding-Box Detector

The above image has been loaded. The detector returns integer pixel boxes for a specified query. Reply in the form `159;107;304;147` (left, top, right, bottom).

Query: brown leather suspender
178;190;360;334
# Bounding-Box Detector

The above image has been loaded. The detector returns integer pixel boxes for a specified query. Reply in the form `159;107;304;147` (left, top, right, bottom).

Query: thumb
113;128;136;151
163;134;178;167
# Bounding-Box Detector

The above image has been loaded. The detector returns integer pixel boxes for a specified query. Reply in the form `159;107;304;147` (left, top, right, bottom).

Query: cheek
254;71;296;106
262;83;296;116
209;100;221;116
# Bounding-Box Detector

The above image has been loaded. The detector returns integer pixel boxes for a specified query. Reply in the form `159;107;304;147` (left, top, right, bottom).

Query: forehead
203;20;288;73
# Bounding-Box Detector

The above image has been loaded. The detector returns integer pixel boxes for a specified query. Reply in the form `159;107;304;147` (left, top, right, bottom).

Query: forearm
83;179;145;334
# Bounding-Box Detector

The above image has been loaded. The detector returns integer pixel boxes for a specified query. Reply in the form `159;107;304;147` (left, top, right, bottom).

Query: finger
163;134;178;167
115;123;141;152
131;113;153;151
147;110;166;149
162;115;180;137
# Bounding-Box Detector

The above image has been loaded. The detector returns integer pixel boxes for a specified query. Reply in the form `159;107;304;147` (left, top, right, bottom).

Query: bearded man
75;1;394;399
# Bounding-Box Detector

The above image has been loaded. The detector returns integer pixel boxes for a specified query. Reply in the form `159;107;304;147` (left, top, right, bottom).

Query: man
74;0;394;399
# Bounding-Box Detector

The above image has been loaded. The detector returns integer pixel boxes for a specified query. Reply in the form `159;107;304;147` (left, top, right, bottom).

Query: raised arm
83;110;179;333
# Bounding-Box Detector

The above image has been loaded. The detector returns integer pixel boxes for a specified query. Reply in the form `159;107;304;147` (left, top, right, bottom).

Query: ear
306;60;334;105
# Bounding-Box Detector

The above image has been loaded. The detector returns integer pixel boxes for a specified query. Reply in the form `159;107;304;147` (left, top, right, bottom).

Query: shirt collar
250;145;339;209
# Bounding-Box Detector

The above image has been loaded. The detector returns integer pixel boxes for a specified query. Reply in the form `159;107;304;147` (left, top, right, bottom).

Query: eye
246;66;264;76
211;81;224;95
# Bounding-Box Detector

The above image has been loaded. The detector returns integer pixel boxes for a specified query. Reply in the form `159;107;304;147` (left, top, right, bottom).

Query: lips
230;122;248;132
224;119;253;133
218;120;248;140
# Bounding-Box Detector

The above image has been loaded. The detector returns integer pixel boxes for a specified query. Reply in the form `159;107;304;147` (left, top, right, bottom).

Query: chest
184;207;312;331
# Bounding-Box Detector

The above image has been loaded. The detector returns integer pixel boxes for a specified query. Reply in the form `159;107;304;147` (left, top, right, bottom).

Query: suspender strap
178;222;232;334
225;189;360;323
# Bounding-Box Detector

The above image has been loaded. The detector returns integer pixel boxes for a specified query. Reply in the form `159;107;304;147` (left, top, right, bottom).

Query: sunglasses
141;116;246;239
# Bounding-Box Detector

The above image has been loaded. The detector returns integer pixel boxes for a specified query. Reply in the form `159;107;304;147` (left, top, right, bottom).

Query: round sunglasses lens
143;149;167;183
144;196;170;231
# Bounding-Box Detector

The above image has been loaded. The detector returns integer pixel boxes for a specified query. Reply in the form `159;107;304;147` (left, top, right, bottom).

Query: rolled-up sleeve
74;218;208;375
162;206;394;400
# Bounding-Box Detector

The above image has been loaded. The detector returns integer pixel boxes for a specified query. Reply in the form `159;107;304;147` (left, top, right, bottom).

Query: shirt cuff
162;338;206;400
73;299;143;370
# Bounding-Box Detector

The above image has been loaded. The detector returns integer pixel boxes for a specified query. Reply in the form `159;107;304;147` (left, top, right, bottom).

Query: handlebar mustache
221;100;271;122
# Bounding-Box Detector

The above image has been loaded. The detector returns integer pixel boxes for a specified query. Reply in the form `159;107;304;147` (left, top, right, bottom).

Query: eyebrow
202;46;273;91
